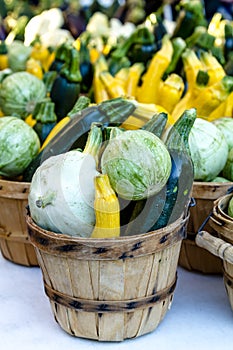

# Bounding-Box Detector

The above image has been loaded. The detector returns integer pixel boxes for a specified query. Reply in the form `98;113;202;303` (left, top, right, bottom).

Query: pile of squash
0;0;233;237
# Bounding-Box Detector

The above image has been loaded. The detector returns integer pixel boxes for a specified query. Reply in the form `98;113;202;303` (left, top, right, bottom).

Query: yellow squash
91;173;120;238
136;35;173;104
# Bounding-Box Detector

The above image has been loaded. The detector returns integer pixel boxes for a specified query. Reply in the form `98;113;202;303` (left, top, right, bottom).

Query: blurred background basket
179;181;233;274
26;213;188;342
0;178;38;266
196;192;233;311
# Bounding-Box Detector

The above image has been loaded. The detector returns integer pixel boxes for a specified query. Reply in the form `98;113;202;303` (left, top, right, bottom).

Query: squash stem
36;191;56;208
83;123;103;165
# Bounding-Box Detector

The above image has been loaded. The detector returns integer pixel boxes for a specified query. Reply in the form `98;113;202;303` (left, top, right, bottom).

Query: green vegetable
119;112;168;234
42;71;57;95
150;108;196;230
222;147;233;181
127;26;157;64
49;42;73;73
32;99;57;144
163;37;186;78
141;112;168;137
188;118;228;181
0;116;40;178
212;117;233;151
228;196;233;218
79;37;94;93
210;176;230;183
172;0;207;39
101;129;172;201
7;40;31;72
110;26;156;63
28;123;102;237
0;71;47;119
50;47;82;121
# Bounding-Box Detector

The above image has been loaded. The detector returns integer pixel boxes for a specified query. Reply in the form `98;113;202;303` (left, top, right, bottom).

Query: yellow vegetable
193;75;233;118
25;114;36;127
99;70;126;98
125;62;144;98
114;67;129;89
183;49;204;90
0;41;8;70
208;90;233;120
26;58;43;79
91;174;120;238
136;35;173;104
121;101;170;130
171;49;205;121
93;55;109;103
30;41;52;72
157;73;184;115
223;90;233;117
200;51;225;86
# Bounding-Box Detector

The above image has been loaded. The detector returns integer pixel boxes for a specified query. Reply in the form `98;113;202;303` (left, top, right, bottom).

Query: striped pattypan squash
101;129;172;200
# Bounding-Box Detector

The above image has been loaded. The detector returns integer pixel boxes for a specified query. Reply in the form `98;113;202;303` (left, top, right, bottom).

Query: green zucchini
22;98;136;182
150;108;196;231
141;112;168;137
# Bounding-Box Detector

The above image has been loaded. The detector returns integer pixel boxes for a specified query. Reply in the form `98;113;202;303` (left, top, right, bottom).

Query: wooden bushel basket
196;193;233;311
0;178;38;266
26;213;188;342
179;181;233;274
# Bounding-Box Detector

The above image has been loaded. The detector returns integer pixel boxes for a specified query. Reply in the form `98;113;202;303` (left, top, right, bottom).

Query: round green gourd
188;118;229;181
212;117;233;151
0;71;47;119
7;40;32;72
228;196;233;218
101;129;172;200
0;116;40;178
222;147;233;181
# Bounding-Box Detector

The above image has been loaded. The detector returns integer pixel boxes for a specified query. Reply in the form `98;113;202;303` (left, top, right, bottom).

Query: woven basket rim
26;213;188;260
27;213;187;243
0;177;30;186
213;193;233;221
193;181;233;186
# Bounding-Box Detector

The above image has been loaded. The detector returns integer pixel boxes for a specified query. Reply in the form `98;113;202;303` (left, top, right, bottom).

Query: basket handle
195;231;233;264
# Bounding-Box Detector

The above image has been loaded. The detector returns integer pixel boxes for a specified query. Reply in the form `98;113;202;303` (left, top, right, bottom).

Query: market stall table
0;253;232;350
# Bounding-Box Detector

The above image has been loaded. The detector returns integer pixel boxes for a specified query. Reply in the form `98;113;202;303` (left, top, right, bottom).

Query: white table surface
0;253;232;350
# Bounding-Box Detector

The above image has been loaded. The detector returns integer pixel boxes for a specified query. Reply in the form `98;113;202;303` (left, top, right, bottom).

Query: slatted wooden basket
0;178;38;266
196;193;233;311
26;213;188;342
179;181;233;274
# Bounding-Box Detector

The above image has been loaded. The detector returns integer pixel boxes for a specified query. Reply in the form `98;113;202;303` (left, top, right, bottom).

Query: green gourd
101;129;172;201
0;116;40;178
0;71;46;119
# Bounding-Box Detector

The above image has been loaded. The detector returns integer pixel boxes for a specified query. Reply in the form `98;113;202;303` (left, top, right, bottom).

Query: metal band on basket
224;271;233;287
0;231;29;243
43;276;177;313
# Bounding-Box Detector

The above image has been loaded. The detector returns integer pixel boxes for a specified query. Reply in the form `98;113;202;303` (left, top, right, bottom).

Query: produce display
0;0;233;238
